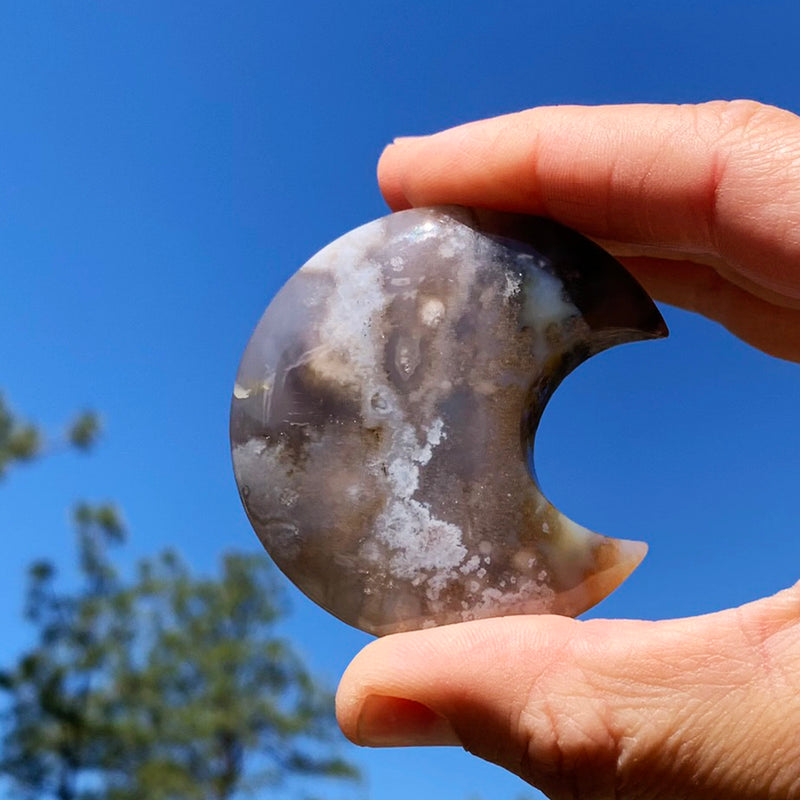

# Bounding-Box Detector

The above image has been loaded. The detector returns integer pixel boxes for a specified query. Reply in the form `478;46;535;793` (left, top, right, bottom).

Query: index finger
378;101;800;300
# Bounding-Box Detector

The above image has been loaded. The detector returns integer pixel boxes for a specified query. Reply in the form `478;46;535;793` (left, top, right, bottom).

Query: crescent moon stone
230;207;667;636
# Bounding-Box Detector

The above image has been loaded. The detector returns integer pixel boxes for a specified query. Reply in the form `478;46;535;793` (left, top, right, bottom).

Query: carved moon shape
230;207;667;635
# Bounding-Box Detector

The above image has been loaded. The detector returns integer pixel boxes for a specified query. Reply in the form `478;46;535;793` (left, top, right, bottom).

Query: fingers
379;101;800;300
621;256;800;364
337;584;800;800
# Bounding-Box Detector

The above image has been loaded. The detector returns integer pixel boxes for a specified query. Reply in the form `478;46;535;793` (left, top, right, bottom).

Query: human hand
336;101;800;800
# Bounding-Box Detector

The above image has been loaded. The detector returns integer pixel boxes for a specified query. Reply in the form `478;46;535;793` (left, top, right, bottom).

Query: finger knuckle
514;667;623;799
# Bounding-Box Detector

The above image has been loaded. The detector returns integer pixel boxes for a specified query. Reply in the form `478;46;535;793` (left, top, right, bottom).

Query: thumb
336;583;800;800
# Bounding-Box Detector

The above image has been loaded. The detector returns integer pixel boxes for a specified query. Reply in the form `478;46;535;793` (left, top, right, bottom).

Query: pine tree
0;400;358;800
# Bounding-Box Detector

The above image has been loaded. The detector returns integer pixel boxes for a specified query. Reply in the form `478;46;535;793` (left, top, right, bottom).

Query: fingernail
356;695;460;747
391;135;428;145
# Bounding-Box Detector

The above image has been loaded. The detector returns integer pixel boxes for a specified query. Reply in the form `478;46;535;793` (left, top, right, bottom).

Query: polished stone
230;207;667;635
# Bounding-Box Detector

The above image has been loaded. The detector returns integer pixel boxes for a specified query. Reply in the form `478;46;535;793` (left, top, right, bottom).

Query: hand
336;101;800;800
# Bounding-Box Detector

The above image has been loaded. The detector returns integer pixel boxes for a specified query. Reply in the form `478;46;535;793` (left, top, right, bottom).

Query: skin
335;101;800;800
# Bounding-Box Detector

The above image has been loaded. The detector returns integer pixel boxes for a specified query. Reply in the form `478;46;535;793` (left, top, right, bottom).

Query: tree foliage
0;504;129;800
111;549;357;800
0;406;358;800
0;396;41;476
0;396;100;479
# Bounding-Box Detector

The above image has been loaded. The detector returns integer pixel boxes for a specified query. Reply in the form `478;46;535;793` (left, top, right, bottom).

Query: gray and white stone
230;207;667;635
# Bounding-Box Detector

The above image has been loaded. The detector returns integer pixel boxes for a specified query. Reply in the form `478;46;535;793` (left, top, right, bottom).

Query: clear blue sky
2;2;800;799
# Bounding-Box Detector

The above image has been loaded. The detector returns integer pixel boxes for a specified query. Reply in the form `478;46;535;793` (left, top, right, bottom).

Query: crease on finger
620;256;800;363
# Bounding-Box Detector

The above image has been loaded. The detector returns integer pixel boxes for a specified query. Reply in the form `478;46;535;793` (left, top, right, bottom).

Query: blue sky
2;2;800;799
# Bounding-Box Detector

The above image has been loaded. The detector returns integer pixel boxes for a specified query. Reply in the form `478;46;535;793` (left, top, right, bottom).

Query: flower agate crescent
230;207;667;636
